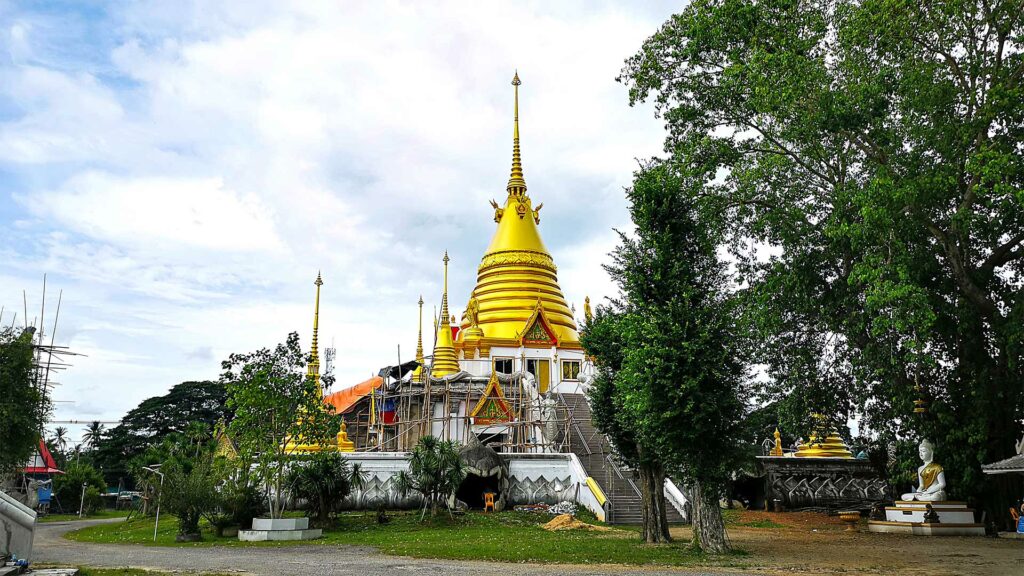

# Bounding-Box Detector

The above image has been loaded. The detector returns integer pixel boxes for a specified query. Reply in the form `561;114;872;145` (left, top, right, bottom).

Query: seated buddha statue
901;439;947;502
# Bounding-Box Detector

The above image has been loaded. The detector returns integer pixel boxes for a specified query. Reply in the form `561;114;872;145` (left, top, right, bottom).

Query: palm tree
184;421;210;458
82;421;105;451
51;426;69;454
395;435;466;519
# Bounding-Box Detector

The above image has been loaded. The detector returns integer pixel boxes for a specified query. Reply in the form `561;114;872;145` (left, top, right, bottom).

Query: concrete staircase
557;393;686;525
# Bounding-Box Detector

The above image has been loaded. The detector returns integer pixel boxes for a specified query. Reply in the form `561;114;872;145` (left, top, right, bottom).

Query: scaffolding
343;355;590;455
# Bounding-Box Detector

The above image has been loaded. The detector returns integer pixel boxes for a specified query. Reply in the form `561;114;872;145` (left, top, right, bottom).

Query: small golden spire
413;295;425;382
506;71;527;197
308;271;323;379
432;252;460;377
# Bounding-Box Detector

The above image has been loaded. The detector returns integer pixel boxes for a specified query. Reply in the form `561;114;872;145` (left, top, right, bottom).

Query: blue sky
0;0;679;442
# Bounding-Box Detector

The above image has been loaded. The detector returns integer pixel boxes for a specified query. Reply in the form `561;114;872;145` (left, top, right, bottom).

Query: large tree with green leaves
0;326;50;477
620;0;1023;509
221;332;339;519
582;162;746;552
95;380;228;484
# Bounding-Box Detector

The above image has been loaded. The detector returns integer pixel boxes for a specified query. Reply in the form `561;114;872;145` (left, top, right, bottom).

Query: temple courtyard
33;512;1024;576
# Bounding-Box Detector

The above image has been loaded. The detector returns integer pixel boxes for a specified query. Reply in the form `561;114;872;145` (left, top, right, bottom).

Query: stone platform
867;501;984;536
238;517;321;541
757;456;890;511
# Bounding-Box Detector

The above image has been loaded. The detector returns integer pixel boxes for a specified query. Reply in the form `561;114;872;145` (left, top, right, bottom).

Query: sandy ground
675;511;1024;576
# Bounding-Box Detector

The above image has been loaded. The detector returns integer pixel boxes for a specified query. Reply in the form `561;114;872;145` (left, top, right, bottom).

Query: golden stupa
457;72;579;352
794;418;854;459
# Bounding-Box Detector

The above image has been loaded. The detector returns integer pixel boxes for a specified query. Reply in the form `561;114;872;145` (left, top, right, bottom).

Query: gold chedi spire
308;271;323;379
431;252;460;376
413;295;425;381
507;70;526;196
460;72;579;348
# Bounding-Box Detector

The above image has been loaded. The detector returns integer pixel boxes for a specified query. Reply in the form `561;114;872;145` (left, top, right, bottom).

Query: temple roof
458;73;579;348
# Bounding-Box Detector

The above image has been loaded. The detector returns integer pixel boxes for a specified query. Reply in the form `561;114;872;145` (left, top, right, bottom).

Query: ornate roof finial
507;71;527;197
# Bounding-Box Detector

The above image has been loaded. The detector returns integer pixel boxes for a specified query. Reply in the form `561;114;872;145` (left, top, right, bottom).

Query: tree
287;452;357;526
53;462;106;514
582;162;747;552
619;0;1024;514
82;421;105;451
0;326;50;477
395;435;466;520
94;380;228;484
160;458;221;541
221;332;339;519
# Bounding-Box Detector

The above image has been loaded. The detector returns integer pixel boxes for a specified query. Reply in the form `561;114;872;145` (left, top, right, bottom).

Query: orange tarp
324;376;383;415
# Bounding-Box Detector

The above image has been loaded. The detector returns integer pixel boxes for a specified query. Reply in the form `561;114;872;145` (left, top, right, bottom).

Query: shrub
160;460;220;541
53;462;107;514
287;452;354;526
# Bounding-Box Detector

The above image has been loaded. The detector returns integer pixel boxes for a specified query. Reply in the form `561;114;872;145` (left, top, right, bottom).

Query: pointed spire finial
308;271;323;380
507;71;527;197
414;294;426;382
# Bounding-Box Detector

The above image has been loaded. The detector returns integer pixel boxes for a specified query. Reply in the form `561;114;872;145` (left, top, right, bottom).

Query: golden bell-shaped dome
794;418;854;459
459;73;579;348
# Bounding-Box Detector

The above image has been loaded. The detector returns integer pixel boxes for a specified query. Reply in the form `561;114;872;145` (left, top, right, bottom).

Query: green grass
67;511;746;567
75;565;234;569
40;509;130;523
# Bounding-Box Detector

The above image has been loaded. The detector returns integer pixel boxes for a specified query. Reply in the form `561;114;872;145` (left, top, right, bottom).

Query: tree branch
927;223;999;318
981;232;1024;272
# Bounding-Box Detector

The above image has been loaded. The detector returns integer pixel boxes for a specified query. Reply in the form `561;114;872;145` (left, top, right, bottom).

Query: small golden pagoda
457;72;579;353
794;416;854;458
285;272;354;453
411;295;426;382
431;252;461;377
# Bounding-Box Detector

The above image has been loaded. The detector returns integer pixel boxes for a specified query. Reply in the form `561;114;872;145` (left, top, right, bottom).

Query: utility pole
142;465;164;542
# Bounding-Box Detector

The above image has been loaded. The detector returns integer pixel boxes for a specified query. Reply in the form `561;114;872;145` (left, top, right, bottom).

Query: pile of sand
542;514;612;532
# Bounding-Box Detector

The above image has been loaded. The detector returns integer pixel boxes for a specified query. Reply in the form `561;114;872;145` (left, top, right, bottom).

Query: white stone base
867;521;985;536
252;517;309;530
868;501;984;536
884;504;976;524
238;528;322;541
239;517;321;541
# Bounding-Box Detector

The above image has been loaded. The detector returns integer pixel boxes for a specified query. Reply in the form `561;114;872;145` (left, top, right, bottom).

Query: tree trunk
319;493;329;526
689;480;729;553
637;461;671;543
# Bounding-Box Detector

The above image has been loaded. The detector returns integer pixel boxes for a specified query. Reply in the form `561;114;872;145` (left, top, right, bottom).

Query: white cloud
0;1;679;425
25;172;282;252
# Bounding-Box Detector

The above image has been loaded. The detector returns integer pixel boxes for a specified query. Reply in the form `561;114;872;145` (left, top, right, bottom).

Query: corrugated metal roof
982;453;1024;474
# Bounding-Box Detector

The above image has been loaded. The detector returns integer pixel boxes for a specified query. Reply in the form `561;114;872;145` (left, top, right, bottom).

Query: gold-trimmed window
561;360;581;381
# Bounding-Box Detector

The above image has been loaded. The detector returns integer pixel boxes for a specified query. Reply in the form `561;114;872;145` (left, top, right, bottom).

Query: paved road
35;520;750;576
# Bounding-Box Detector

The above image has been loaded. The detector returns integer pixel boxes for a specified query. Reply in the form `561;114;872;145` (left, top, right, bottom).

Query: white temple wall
339;452;607;520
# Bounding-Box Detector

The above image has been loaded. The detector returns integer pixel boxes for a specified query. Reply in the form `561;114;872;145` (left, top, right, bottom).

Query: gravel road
34;520;749;576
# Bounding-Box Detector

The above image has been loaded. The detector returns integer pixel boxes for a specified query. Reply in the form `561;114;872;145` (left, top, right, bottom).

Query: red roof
23;439;63;475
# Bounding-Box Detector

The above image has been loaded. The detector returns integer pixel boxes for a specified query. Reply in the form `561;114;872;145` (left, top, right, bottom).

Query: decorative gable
470;372;514;425
519;299;558;347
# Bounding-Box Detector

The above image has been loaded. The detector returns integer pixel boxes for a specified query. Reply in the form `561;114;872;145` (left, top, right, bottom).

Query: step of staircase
557;393;686;525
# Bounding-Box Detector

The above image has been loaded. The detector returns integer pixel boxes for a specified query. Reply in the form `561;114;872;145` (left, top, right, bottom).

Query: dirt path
673;511;1024;576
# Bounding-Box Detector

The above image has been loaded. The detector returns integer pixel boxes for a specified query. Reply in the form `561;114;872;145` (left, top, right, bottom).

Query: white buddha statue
901;439;947;502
